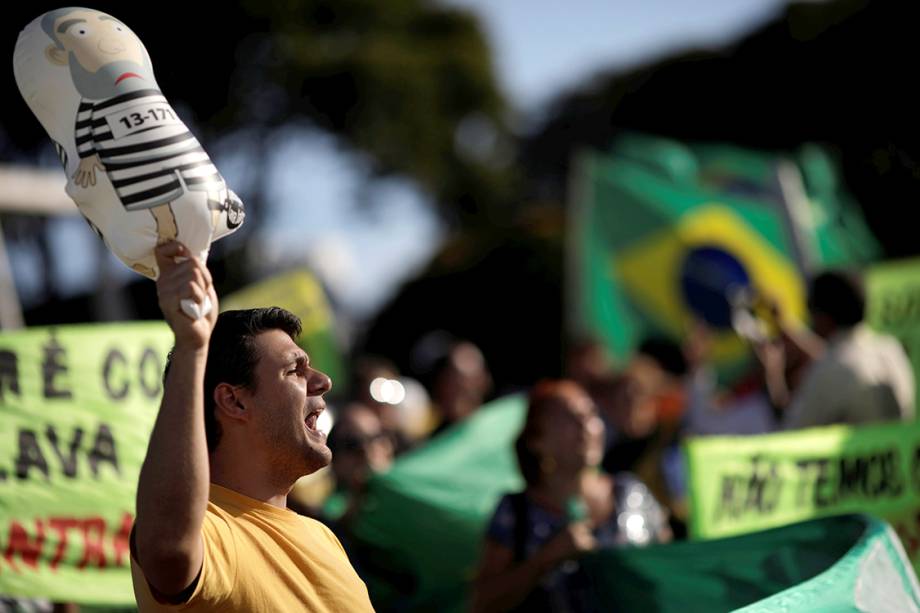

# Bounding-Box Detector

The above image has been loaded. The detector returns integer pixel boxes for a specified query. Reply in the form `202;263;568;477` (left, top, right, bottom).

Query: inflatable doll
14;7;245;317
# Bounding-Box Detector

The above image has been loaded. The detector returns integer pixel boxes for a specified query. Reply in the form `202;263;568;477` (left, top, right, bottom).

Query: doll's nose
97;37;126;55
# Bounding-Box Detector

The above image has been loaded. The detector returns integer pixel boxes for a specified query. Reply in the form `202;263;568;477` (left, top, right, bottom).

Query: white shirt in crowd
783;324;915;429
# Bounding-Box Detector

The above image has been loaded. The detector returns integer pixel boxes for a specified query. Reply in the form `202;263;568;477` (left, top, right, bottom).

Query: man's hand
73;155;103;188
154;241;217;350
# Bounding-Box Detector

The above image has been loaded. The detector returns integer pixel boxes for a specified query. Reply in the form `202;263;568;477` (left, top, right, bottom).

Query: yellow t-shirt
131;484;375;612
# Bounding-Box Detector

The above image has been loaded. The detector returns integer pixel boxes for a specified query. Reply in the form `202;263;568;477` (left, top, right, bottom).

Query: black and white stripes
74;88;226;210
52;140;68;169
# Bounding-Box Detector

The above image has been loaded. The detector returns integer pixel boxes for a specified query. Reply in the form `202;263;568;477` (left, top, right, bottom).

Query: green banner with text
685;420;920;576
0;323;171;604
867;256;920;404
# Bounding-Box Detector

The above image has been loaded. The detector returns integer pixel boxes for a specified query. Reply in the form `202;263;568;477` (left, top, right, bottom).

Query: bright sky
447;0;788;112
11;0;790;317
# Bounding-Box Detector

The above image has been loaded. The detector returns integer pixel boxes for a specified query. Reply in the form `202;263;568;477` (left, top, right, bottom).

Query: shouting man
130;242;374;611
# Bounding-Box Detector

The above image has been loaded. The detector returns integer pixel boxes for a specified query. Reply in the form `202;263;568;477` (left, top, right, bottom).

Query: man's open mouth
115;72;142;85
305;410;322;433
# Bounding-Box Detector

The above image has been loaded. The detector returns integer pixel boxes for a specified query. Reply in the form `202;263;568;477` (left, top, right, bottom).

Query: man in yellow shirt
130;241;374;611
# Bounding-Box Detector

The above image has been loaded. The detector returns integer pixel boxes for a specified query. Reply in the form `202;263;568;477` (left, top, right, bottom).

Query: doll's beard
69;55;155;100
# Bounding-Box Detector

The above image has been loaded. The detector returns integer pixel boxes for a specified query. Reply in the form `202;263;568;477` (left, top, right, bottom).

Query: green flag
352;395;525;611
586;515;920;612
351;396;920;611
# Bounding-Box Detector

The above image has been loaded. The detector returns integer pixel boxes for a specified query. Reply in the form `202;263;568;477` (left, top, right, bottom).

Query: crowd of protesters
21;264;895;611
4;251;913;613
289;267;915;612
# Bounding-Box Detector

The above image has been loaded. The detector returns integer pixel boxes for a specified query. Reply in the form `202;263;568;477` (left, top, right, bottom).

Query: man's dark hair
808;270;865;328
163;307;302;452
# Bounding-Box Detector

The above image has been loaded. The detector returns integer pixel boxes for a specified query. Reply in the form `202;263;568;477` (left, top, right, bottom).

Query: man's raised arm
134;241;217;597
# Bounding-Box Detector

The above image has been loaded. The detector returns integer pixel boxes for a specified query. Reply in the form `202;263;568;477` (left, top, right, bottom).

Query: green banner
586;515;920;612
0;323;171;604
684;420;920;576
867;257;920;403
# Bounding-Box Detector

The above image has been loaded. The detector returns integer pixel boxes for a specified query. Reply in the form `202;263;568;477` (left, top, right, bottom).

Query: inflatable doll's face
43;8;153;99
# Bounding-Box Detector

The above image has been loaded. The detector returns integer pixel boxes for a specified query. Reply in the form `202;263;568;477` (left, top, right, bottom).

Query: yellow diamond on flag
613;204;806;362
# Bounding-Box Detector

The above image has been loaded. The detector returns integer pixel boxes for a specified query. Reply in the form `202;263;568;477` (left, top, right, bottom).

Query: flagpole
774;159;816;277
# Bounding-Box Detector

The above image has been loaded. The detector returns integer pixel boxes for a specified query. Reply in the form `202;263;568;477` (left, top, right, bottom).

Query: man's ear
45;45;68;66
214;383;249;422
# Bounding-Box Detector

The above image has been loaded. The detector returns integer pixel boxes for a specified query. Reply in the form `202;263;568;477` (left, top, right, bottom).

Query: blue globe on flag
679;246;751;330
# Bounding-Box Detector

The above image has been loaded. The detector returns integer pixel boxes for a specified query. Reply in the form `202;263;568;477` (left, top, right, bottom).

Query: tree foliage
243;0;517;226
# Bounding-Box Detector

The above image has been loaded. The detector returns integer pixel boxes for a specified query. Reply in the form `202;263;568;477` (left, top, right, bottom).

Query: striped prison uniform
74;88;225;210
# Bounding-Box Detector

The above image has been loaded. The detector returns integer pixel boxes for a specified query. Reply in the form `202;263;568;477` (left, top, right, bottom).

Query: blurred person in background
472;380;670;613
564;337;615;390
667;323;780;536
427;339;493;437
627;337;689;431
323;403;395;525
592;373;658;475
682;321;778;436
322;403;420;607
757;270;915;428
316;403;396;589
606;337;689;532
351;355;414;453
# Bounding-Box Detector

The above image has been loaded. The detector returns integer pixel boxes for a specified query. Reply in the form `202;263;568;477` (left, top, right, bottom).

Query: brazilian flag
568;133;880;368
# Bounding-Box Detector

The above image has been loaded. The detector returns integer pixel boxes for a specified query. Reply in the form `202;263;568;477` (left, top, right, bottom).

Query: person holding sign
759;270;915;428
129;242;374;611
